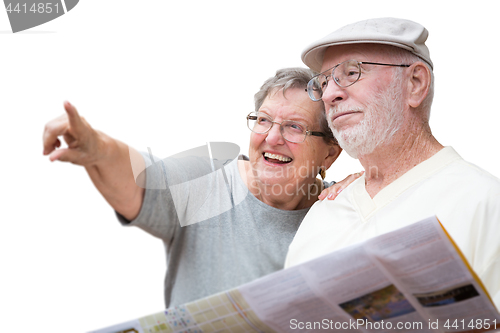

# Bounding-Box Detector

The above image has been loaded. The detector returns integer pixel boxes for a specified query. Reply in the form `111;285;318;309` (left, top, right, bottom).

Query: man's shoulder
417;146;500;193
448;154;500;192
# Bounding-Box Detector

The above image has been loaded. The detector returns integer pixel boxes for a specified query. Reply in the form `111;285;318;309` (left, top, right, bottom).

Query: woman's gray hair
254;67;336;145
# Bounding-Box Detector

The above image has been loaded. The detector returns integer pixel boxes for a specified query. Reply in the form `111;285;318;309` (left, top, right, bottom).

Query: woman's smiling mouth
263;152;292;164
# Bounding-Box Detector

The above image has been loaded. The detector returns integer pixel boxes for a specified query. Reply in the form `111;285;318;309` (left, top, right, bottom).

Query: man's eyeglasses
307;59;411;101
246;112;330;143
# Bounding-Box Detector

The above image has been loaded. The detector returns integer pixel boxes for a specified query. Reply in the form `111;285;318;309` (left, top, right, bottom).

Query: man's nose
265;123;286;145
322;78;348;106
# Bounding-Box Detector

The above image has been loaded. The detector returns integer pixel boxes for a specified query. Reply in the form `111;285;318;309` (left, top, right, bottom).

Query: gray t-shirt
118;154;327;307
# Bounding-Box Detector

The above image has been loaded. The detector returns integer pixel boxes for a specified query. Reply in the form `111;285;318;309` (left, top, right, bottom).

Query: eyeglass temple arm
308;131;327;137
359;62;410;68
309;131;337;144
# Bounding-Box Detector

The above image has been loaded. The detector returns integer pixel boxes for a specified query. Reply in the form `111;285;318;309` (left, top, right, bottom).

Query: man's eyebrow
319;65;337;75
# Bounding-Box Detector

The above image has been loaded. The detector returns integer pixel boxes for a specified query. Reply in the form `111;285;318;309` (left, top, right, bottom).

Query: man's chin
334;133;371;159
337;142;360;159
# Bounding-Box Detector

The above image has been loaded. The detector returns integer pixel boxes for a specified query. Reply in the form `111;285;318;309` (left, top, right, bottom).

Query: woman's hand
318;171;364;200
43;101;144;220
43;101;104;166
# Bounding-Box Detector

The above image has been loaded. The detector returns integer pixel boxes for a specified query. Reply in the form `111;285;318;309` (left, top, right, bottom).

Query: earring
319;167;326;180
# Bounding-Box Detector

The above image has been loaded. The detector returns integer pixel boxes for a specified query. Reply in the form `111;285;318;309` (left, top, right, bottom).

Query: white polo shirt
285;147;500;308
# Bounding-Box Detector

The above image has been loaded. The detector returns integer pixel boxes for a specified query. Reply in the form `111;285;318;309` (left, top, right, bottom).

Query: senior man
285;18;500;308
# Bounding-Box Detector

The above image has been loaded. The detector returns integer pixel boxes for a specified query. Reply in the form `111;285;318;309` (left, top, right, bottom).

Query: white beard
327;77;406;159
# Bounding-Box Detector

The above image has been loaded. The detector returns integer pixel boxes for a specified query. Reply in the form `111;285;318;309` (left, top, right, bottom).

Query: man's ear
324;144;342;170
407;62;431;108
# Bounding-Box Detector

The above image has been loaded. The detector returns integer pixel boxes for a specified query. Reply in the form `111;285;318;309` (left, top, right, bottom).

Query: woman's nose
265;123;286;146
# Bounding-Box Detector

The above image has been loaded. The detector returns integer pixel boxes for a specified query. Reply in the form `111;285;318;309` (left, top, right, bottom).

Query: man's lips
332;110;361;122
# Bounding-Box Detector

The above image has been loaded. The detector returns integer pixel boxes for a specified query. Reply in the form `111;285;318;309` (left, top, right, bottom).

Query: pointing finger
63;101;85;135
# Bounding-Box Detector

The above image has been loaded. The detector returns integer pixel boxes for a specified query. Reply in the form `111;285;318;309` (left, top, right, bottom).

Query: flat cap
302;17;433;72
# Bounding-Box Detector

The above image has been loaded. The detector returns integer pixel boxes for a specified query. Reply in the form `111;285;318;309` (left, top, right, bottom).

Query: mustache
327;106;363;117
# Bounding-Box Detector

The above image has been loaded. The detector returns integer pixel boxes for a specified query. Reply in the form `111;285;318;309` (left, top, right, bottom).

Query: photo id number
6;3;60;14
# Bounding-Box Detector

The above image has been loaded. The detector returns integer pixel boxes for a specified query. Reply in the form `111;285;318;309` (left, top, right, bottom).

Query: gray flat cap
302;17;433;72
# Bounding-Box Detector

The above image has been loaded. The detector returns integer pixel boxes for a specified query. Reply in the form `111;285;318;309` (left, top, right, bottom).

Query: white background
1;1;499;331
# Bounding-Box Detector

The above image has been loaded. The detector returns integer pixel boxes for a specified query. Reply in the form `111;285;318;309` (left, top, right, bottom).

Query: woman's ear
407;62;431;109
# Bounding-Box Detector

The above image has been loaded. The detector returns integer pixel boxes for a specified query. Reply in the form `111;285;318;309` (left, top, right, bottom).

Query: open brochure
89;216;500;333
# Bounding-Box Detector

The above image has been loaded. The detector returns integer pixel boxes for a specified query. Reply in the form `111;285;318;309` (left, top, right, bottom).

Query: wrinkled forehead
262;87;325;121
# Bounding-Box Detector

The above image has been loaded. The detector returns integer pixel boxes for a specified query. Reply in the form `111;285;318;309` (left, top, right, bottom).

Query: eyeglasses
307;59;411;101
246;112;330;143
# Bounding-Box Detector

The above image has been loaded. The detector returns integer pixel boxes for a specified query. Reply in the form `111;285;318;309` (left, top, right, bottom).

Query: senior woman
42;68;351;308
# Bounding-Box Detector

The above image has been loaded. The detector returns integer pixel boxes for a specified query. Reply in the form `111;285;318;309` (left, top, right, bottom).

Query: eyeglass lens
247;113;307;143
307;60;361;101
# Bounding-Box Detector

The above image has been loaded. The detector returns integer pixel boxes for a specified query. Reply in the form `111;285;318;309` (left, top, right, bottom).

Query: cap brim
303;40;433;73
